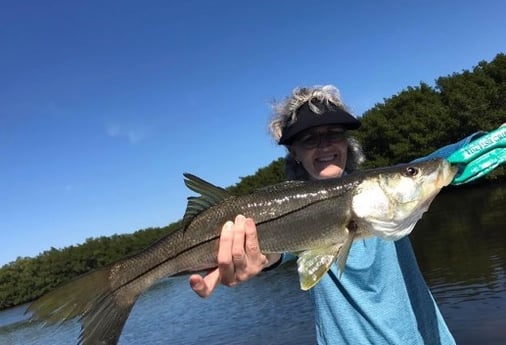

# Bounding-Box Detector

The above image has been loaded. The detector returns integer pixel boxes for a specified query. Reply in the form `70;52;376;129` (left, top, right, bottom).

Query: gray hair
268;85;366;180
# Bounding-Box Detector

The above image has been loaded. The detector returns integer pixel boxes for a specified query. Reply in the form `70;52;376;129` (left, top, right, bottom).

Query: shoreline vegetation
1;53;505;311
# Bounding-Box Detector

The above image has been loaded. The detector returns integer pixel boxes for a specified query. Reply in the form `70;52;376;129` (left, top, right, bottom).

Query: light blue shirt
310;237;454;345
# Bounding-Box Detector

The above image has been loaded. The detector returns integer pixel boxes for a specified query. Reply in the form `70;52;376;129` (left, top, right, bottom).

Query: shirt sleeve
411;131;486;162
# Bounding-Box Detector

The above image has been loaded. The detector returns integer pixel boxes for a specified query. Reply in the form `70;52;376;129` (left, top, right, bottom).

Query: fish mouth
436;161;459;188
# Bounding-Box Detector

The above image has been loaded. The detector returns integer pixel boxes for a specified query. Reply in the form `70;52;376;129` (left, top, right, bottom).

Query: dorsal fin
182;173;231;229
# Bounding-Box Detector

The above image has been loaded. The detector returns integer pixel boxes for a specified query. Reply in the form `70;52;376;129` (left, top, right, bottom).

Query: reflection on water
411;182;506;344
0;268;314;345
0;182;505;345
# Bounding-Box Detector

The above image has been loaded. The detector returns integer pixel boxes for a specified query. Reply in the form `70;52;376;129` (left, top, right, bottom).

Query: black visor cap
278;102;361;145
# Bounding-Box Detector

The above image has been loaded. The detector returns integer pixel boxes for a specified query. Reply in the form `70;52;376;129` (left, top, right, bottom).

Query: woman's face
289;125;348;180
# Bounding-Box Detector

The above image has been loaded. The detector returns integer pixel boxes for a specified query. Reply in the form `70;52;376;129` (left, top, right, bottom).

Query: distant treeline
1;53;505;311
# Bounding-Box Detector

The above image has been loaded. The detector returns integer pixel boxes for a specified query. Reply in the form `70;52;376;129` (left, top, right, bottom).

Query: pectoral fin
336;229;356;277
296;245;341;290
297;226;357;290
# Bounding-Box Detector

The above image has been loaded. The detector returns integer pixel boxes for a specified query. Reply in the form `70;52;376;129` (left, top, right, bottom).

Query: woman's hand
188;214;281;298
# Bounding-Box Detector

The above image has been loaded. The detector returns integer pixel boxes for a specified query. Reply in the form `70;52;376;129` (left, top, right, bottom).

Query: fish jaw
351;159;457;240
435;159;459;188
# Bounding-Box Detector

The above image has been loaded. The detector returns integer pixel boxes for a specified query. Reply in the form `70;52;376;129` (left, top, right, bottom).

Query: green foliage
227;158;286;195
356;53;506;168
0;225;177;309
436;54;506;132
357;83;453;166
1;53;505;311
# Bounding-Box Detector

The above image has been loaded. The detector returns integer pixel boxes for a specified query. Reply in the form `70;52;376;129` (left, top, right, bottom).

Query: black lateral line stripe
111;189;355;293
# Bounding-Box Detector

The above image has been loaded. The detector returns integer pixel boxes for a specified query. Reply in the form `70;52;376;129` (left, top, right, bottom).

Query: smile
316;154;337;163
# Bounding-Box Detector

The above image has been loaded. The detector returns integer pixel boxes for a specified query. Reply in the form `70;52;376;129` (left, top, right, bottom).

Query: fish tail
28;263;140;345
79;285;135;345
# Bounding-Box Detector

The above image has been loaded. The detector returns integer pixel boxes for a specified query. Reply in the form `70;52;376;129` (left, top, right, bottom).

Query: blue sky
1;0;505;266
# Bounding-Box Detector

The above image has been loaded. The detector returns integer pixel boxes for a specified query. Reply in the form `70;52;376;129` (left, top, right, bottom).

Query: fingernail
224;221;234;231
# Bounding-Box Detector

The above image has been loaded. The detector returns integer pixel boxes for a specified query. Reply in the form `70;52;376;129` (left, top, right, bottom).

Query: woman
189;85;455;344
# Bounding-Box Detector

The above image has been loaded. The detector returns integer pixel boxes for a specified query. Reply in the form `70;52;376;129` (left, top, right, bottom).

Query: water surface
1;182;505;344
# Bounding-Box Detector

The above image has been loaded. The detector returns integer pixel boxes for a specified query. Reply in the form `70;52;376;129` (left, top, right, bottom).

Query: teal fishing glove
412;124;506;185
447;124;506;185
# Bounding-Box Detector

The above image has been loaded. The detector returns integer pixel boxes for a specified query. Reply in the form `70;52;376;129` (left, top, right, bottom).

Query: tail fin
27;265;138;345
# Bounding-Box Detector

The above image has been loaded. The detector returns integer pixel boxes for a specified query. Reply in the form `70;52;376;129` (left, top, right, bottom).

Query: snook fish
28;158;457;345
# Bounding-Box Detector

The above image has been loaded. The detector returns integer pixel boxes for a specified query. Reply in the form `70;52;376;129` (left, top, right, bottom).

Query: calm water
1;182;505;345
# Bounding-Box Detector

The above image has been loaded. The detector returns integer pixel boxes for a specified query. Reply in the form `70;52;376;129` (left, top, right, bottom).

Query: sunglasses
293;130;347;149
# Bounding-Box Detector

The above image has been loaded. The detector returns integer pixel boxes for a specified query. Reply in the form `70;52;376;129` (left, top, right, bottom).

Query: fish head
351;158;458;240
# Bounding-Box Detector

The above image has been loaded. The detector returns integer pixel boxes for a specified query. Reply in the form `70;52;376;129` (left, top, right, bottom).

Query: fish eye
405;166;419;177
